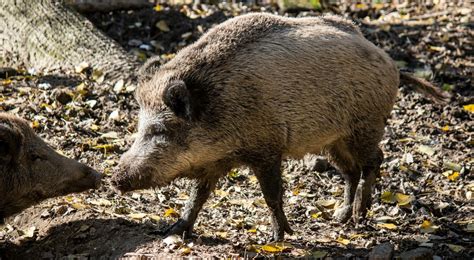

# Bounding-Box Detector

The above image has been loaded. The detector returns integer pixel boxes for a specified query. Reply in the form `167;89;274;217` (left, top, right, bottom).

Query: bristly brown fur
117;13;446;241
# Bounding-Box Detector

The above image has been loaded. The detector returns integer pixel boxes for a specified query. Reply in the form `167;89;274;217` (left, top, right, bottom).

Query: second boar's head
0;113;102;219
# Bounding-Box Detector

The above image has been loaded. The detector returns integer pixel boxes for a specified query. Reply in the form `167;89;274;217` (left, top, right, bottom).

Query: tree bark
66;0;152;13
0;0;140;80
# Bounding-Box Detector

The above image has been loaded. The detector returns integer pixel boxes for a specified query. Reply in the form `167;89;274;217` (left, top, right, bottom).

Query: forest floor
0;2;473;259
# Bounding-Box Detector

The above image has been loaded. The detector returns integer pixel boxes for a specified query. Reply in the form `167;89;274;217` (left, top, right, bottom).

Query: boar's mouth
59;168;102;194
111;166;166;193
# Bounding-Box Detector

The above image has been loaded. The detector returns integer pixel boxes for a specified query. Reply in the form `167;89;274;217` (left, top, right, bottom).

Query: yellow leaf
292;186;300;196
227;169;240;179
441;125;450;132
377;223;397;230
463;104;474;113
261;244;283;253
92;144;115;150
381;191;395;204
442;170;460;181
311;212;322;219
261;242;292;253
247;228;257;233
153;4;163;11
76;83;89;96
156;20;170;32
90;124;100;131
420;220;439;233
215;231;227;238
30;120;40;129
92;69;104;83
448;171;460;181
336;236;350;245
164;208;180;218
395;193;413;206
1;79;12;85
180;246;191;255
71;203;87;210
129;213;147;220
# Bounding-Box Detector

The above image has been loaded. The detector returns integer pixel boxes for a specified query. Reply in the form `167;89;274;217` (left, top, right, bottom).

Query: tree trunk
0;0;140;80
66;0;152;13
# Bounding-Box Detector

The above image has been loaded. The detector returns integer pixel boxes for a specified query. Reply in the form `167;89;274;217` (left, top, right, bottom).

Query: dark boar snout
112;150;155;193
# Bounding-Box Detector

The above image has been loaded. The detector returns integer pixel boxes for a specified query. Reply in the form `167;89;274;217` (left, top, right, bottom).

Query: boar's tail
399;71;451;103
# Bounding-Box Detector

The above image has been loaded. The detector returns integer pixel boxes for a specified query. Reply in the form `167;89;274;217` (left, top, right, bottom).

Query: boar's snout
111;152;155;193
82;165;102;189
111;164;154;193
66;163;102;192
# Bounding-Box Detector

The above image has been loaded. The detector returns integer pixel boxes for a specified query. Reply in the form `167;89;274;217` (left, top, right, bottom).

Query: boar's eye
29;153;46;162
0;141;8;154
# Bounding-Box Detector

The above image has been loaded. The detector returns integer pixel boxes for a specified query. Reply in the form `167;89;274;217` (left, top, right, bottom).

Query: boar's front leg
252;156;293;241
164;176;218;238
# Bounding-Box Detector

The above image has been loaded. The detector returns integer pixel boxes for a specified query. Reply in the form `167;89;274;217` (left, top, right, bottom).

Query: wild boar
0;113;101;222
112;13;448;241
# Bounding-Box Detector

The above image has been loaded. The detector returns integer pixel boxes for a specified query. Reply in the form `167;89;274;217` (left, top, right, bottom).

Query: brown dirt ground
0;2;472;259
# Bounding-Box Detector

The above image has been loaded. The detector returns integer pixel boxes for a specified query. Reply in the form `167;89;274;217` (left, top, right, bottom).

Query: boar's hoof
333;205;352;223
270;220;294;242
163;219;193;238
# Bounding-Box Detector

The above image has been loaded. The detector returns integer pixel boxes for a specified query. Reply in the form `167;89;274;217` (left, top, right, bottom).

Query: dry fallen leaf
381;191;396;204
395;193;413;206
260;242;292;253
417;145;435;156
377;223;398;230
420;220;439;233
164;208;180;218
129;213;147;220
442;170;460;181
336;236;350;245
156;20;170;32
463;104;474;113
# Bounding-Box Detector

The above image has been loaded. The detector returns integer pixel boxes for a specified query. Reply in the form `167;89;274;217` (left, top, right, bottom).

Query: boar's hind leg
330;140;360;223
164;176;218;238
252;156;293;241
352;147;383;223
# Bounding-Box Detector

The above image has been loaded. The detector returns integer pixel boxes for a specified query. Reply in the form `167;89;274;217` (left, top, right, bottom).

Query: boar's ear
163;81;192;120
0;123;21;164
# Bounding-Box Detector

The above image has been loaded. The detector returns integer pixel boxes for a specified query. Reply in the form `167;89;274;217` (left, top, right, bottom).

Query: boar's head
0;113;102;219
112;74;227;193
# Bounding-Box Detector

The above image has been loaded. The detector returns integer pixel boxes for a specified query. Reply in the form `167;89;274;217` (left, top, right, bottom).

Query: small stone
399;247;433;260
369;242;394;260
163;234;182;247
109;110;120;121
